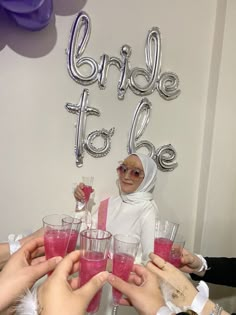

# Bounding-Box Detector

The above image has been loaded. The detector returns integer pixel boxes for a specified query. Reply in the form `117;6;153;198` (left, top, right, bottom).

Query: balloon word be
67;11;181;101
128;98;178;171
65;89;115;167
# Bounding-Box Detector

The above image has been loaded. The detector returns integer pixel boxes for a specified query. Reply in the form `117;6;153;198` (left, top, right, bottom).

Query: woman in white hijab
74;152;159;264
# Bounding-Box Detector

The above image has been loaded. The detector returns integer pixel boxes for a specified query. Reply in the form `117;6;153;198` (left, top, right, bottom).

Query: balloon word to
67;11;181;101
128;98;178;171
65;89;115;167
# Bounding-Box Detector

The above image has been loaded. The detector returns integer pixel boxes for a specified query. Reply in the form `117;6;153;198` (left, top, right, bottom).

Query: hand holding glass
154;219;179;261
79;229;112;314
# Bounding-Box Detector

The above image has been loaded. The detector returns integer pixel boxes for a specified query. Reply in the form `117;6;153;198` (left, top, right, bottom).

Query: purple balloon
7;0;53;31
0;0;44;14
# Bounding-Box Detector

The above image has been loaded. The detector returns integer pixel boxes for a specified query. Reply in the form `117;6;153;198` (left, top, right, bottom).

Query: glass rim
80;228;112;240
114;233;140;244
42;214;71;227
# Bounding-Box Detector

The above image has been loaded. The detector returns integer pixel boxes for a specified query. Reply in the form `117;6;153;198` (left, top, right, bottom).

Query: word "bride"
67;11;181;101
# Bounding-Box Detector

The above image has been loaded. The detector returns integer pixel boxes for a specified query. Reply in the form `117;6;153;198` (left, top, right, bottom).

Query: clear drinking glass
62;216;82;253
42;214;72;276
154;219;179;261
79;229;112;314
168;234;185;268
111;234;140;315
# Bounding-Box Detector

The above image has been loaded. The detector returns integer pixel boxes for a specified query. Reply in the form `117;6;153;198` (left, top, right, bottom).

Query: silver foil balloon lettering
65;89;115;167
128;98;178;171
67;11;180;100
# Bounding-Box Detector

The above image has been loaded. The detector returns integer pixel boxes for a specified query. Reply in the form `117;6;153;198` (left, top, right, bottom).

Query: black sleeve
190;257;236;287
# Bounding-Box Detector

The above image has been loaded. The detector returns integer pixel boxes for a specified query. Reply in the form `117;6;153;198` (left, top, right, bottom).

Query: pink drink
82;185;93;202
154;237;173;261
168;254;181;267
80;251;107;313
44;230;69;259
112;253;134;304
66;230;79;253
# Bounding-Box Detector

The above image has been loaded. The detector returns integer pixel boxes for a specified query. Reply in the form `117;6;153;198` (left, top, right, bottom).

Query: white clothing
93;152;159;263
93;195;158;263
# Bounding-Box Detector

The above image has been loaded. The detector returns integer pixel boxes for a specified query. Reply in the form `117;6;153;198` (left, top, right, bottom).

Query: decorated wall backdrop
0;0;236;312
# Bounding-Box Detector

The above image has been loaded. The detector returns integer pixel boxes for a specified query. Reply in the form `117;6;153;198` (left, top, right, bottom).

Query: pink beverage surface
80;252;107;313
44;230;69;259
112;253;134;304
66;230;79;253
154;237;173;261
168;254;181;268
82;185;93;202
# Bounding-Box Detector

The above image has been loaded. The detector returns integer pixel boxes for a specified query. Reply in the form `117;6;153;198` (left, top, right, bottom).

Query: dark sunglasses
116;164;144;181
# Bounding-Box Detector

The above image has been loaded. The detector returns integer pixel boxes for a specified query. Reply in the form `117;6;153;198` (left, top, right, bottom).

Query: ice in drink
112;253;134;304
154;237;173;261
79;251;107;313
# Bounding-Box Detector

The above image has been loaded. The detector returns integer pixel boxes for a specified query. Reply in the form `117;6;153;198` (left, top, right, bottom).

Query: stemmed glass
111;234;140;315
82;176;94;229
74;176;94;229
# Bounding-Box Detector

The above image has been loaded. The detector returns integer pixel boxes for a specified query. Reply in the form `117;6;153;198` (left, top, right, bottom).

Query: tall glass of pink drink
112;234;140;310
79;229;112;314
62;216;82;253
154;219;179;261
43;214;72;275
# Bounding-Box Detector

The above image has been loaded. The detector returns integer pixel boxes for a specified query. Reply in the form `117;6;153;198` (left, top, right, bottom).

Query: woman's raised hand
74;183;85;202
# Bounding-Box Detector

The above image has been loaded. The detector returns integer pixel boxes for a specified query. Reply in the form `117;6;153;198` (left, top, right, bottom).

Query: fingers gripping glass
116;164;144;181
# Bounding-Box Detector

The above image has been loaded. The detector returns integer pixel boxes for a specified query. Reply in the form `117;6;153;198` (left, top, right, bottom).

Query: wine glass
82;176;94;229
111;234;140;315
73;176;94;229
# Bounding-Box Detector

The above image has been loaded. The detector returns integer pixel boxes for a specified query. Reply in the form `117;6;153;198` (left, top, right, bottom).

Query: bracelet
195;254;208;272
156;306;173;315
210;304;223;315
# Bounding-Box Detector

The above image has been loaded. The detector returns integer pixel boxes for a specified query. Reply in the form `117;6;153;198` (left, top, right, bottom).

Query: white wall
0;0;235;311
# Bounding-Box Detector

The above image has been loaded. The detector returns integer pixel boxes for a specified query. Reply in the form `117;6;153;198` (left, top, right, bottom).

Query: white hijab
119;153;158;204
